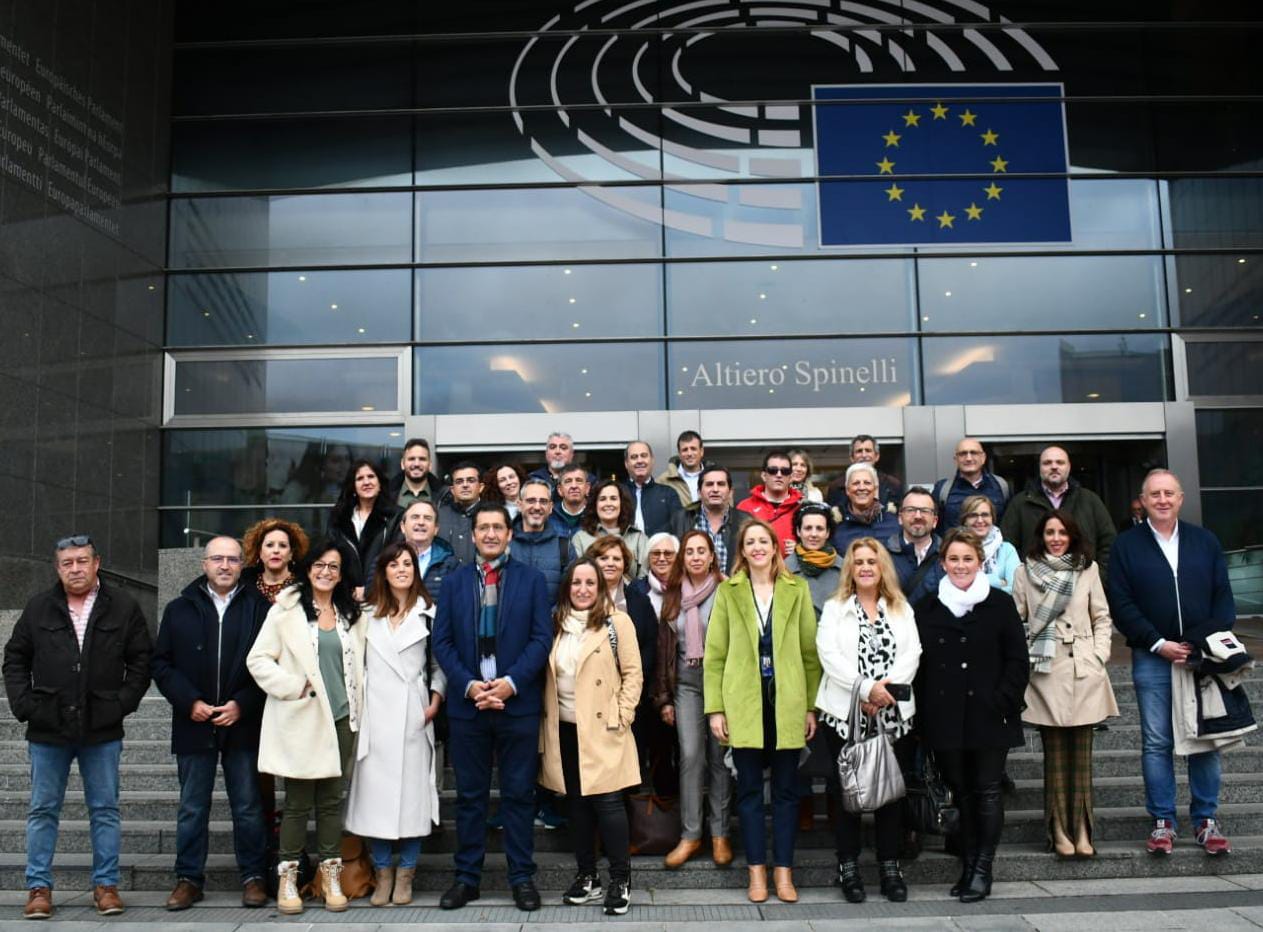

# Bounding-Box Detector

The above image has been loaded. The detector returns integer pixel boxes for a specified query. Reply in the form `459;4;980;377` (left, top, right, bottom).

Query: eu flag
814;84;1071;247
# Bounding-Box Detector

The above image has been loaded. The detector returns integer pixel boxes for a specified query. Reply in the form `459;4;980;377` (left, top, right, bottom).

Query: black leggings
825;729;916;862
936;747;1008;858
560;721;631;882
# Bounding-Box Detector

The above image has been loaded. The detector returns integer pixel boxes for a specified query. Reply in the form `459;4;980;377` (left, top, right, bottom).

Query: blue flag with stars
814;84;1071;246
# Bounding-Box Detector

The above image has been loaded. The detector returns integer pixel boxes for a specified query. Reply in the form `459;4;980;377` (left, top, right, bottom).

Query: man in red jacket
737;450;803;555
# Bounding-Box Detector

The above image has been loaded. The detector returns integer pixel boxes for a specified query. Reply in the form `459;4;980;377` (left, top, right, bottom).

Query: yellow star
964;202;984;220
876;157;895;174
902;109;921;127
984;182;1003;200
907;203;926;221
980;129;999;146
885;183;904;202
937;210;956;229
882;129;901;147
930;102;949;119
959;109;977;126
990;155;1008;173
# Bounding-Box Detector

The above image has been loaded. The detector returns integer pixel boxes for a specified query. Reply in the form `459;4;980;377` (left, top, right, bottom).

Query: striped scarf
1024;553;1081;674
477;553;508;665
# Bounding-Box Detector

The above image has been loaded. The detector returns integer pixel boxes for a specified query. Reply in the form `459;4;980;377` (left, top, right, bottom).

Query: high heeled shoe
1074;823;1095;859
959;849;994;904
1052;823;1075;859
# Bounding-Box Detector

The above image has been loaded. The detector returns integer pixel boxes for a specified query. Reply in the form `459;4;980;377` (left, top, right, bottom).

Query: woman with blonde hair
959;494;1019;594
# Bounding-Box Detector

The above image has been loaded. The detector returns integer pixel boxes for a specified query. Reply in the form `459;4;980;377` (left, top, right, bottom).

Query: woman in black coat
914;528;1028;904
327;459;398;600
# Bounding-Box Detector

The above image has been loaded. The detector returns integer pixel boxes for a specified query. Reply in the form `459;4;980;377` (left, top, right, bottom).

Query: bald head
1039;446;1070;493
203;536;244;596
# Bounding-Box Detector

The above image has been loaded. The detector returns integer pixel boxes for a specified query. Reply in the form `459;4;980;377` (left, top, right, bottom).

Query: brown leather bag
303;834;376;900
626;793;681;855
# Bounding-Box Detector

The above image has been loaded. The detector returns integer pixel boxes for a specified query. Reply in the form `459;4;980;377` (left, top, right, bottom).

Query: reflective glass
168;271;411;346
1201;491;1263;566
922;333;1170;405
669;338;916;409
1170;178;1263;328
162;426;404;507
169;194;413;268
1186;342;1263;397
415;343;664;414
1196;409;1263;489
161;507;332;550
172;357;399;416
416;265;662;340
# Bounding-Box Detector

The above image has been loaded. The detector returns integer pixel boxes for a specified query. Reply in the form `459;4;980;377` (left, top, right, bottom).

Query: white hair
845;462;879;485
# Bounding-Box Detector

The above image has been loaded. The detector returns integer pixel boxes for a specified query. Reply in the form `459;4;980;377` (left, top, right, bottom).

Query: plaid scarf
1024;553;1081;674
477;553;509;664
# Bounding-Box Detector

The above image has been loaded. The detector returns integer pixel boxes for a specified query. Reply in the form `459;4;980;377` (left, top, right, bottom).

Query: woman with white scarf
1010;510;1118;860
635;532;680;616
959;494;1019;594
913;529;1028;904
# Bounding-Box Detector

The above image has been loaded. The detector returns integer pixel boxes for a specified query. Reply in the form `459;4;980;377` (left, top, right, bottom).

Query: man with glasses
511;480;570;603
151;536;271;911
4;535;152;920
883;489;946;604
931;438;1011;531
737;450;804;553
437;461;484;565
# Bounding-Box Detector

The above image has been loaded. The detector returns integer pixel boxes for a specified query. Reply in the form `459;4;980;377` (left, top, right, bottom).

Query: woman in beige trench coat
1011;510;1119;859
539;558;642;916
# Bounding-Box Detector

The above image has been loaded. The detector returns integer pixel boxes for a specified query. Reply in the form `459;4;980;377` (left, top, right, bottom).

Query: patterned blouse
823;599;911;743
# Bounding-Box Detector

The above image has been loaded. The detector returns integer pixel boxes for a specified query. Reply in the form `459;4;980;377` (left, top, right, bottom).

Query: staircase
0;663;1259;892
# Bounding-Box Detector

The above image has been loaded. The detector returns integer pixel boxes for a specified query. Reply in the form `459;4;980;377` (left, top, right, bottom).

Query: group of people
2;429;1237;920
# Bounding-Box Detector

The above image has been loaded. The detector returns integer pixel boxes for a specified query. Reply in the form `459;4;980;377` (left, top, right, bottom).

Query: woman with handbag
815;538;922;903
1011;510;1118;859
654;530;732;869
539;558;643;916
914;528;1029;904
704;518;821;904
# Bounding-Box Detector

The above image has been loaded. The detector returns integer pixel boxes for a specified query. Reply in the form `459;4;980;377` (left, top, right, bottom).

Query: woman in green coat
704;517;822;905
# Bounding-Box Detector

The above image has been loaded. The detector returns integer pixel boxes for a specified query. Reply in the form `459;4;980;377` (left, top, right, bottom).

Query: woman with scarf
959;495;1019;594
831;463;900;552
788;448;825;503
786;504;842;615
631;532;680;617
914;528;1028;904
1011;510;1118;859
654;530;732;869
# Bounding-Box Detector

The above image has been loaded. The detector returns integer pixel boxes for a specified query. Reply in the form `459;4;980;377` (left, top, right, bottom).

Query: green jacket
703;571;822;750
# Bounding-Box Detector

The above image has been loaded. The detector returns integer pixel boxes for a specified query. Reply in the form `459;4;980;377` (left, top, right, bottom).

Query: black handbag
904;750;960;837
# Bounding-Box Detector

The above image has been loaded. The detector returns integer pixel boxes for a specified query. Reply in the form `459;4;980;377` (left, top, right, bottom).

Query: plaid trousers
1039;725;1095;846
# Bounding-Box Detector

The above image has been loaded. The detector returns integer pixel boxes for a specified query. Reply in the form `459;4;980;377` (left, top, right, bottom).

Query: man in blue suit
431;502;552;912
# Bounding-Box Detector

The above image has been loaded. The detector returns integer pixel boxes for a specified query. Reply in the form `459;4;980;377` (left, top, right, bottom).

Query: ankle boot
878;859;907;902
276;860;302;915
370;867;394;907
319;858;348;912
747;865;768;903
392;867;415;905
773;866;797;903
959;849;994;903
949;856;973;898
838;858;866;903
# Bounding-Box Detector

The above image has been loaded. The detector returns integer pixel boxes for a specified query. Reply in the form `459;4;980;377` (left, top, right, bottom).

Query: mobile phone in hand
887;683;912;702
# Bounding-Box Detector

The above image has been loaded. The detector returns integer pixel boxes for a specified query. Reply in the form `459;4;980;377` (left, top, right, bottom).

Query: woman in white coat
815;537;922;905
346;541;446;906
246;538;366;915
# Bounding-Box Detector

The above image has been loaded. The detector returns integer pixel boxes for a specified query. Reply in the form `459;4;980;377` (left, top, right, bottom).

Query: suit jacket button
960;636;967;643
595;679;602;686
967;689;974;696
596;711;603;719
961;662;968;669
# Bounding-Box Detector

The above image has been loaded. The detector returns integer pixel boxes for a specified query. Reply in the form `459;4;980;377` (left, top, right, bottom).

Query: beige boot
276;860;303;915
320;858;348;912
370;866;394;907
747;864;768;903
392;867;415;906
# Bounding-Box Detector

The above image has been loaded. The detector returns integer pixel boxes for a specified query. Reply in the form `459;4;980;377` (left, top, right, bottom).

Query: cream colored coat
1012;562;1119;728
246;588;367;780
539;611;643;797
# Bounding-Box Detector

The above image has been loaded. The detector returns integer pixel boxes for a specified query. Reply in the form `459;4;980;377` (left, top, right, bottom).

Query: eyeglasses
764;466;793;476
55;534;93;550
206;555;243;565
522;497;551;506
649;550;676;559
311;561;342;574
955;449;984;458
964;512;992;522
900;506;935;516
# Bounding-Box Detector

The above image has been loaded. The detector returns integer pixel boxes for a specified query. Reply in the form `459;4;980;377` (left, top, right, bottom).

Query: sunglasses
55;534;93;550
764;466;793;476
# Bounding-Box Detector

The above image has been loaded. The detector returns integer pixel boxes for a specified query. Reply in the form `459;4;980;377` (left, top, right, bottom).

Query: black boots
838;859;865;903
878;860;907;902
959;849;995;903
949;856;973;897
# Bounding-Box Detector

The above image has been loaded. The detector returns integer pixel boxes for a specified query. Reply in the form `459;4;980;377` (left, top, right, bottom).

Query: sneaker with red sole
1146;819;1176;855
1196;819;1231;856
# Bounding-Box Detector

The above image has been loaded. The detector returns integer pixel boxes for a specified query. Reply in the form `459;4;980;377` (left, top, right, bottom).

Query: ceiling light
1184;288;1192;294
969;261;977;267
360;404;376;411
1239;258;1247;264
357;327;366;333
298;275;307;282
770;264;779;271
330;303;338;309
564;268;572;275
945;291;952;297
389;431;401;437
1086;392;1100;399
572;322;580;328
749;318;757;324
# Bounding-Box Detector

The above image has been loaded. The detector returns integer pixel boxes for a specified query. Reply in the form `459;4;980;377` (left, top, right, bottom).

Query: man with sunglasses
4;535;152;920
737;450;804;553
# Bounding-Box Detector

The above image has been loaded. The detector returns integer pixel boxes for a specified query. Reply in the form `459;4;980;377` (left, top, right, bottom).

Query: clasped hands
467;678;514;710
190;699;241;726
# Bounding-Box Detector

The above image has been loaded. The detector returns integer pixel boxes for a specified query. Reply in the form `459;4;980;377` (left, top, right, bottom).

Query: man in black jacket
151;536;271;911
622;440;682;536
3;535;152;920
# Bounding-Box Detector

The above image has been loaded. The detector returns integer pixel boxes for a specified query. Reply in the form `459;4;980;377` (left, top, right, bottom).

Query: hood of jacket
744;484;803;516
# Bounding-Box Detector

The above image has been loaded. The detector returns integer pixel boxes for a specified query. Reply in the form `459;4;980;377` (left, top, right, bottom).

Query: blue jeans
1133;648;1222;827
175;748;267;886
732;747;801;868
27;740;121;890
368;837;422;870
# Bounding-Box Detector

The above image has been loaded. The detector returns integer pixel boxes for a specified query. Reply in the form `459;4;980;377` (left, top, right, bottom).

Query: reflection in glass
415;343;663;414
1196;409;1263;489
669;338;916;409
173;357;399;416
161;507;333;550
922;334;1169;405
1170;178;1263;328
417;265;662;340
168;271;411;346
169;194;412;269
1186;342;1263;396
1202;491;1263;565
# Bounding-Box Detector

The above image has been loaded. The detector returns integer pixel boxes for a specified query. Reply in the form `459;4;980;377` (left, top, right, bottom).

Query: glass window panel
161;507;332;550
1142;26;1263;96
922;333;1169;405
416;265;662;340
162;426;405;507
669;338;916;409
1186;342;1263;397
1153;103;1263;173
415;343;664;415
667;259;913;336
1170;178;1263;328
416;187;663;262
1201;490;1263;565
172;357;399;416
176;5;417;41
168;271;411;346
169;194;413;269
1196;409;1263;489
172;118;413;192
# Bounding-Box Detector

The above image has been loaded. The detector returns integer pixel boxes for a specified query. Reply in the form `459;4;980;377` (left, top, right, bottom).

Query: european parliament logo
814;84;1071;247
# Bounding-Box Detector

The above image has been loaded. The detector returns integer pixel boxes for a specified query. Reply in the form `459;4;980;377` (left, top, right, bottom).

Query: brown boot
773;866;798;903
241;878;268;908
370;867;395;907
165;880;203;911
24;887;52;920
93;885;125;916
664;838;702;869
392;867;415;906
711;835;734;867
747;864;769;903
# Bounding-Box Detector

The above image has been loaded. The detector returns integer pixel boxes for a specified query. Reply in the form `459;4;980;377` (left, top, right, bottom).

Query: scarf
794;543;837;577
848;500;884;526
477;553;509;664
255;573;293;604
937;571;991;618
611;582;627;613
681;574;719;663
556;609;590;680
1024;553;1082;674
647;571;667;615
980;526;1004;575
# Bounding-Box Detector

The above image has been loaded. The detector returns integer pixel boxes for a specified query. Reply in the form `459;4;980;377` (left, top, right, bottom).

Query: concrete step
1005;747;1263;780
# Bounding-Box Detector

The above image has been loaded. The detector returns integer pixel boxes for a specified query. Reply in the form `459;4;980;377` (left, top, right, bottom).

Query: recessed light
1086;392;1100;399
749;318;757;324
758;293;766;300
676;389;684;395
1185;288;1192;294
969;261;978;267
360;404;376;411
330;303;338;310
768;388;775;394
945;291;952;297
202;310;210;317
580;368;588;374
1239;258;1247;264
564;268;572;275
572;322;580;328
357;327;366;333
584;391;591;397
1138;313;1146;319
770;264;779;271
922;315;930;322
681;366;688;372
859;386;866;392
245;334;254;339
298;275;307;282
568;297;577;304
389;431;401;437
